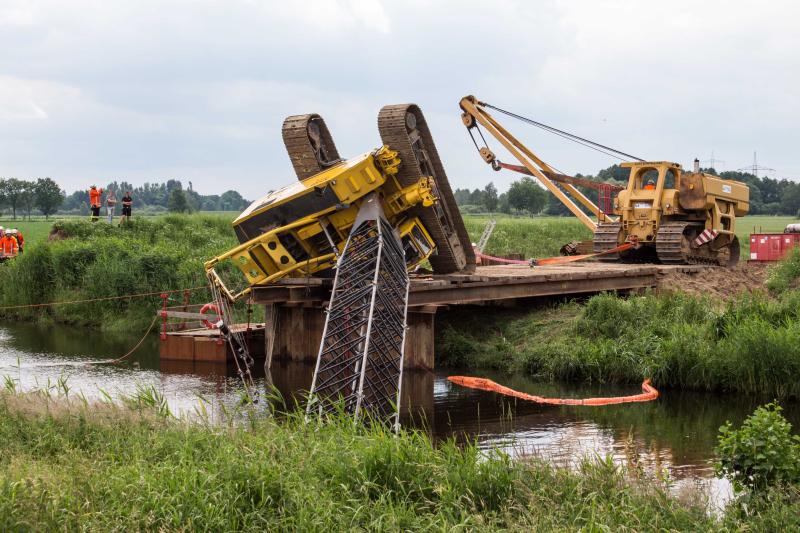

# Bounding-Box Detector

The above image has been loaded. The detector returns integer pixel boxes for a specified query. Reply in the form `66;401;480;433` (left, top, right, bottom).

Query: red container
749;233;800;261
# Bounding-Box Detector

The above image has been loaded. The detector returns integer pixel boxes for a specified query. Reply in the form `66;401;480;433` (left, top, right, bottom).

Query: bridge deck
252;263;705;307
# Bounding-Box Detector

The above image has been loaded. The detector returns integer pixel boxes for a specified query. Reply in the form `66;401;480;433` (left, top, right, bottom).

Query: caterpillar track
593;222;623;262
282;114;342;181
378;104;475;274
656;221;740;265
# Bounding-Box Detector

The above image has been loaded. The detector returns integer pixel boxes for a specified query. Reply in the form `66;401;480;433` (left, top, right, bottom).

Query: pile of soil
656;262;769;300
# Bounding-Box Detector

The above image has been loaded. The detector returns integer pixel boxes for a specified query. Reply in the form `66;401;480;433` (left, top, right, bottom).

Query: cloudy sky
1;0;798;199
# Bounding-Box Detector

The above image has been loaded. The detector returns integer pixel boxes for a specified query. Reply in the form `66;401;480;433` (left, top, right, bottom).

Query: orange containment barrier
447;376;659;406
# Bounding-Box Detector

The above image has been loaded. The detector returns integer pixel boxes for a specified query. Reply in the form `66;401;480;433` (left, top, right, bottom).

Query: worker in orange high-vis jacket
12;229;24;253
0;229;19;258
89;185;103;222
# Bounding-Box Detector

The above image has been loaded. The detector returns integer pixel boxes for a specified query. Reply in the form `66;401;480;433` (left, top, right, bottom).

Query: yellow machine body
205;146;438;301
613;161;749;243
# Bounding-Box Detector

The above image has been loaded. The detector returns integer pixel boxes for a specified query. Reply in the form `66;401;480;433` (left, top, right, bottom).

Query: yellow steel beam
460;96;612;230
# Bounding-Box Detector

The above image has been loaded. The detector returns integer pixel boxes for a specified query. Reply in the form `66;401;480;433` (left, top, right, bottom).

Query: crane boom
459;95;615;231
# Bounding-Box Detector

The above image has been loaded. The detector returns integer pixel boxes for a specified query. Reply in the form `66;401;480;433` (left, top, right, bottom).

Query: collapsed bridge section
306;195;409;425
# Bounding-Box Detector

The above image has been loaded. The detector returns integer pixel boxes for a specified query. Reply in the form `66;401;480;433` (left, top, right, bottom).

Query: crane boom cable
481;102;645;162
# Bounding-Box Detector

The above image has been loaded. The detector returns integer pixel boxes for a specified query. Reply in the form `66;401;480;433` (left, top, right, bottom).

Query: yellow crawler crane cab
596;160;749;265
205;146;438;302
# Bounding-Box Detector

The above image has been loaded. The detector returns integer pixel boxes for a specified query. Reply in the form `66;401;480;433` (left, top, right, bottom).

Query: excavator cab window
411;226;433;257
663;169;677;189
403;235;421;264
638;169;659;190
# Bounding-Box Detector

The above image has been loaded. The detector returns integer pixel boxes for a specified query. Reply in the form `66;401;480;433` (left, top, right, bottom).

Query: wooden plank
408;273;657;306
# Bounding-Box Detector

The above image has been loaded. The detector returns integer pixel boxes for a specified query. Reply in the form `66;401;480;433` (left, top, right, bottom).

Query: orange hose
447;376;658;406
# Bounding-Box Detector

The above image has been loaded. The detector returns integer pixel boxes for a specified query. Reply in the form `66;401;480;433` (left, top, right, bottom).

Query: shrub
715;403;800;492
767;247;800;294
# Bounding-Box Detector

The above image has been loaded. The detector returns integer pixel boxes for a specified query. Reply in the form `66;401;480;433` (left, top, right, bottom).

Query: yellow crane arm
459;95;615;231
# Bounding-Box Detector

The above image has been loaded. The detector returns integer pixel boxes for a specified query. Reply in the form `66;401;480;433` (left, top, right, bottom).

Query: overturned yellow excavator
205;105;473;425
206;106;474;302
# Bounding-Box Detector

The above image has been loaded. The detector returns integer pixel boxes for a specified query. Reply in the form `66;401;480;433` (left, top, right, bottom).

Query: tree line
456;165;800;217
0;177;251;218
0;178;65;219
58;179;251;215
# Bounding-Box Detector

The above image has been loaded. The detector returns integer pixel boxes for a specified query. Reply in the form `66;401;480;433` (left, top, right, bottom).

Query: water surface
3;321;795;508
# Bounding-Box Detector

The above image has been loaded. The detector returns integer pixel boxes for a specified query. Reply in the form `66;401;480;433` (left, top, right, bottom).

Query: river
3;321;796;509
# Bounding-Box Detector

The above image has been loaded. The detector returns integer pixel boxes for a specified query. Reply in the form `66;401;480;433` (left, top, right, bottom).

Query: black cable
483;103;645;162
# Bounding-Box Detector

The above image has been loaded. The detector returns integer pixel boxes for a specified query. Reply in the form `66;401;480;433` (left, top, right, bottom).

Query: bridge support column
266;304;436;370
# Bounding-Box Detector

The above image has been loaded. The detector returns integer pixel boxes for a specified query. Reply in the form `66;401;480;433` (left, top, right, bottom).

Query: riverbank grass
438;287;800;398
0;216;239;332
0;387;721;531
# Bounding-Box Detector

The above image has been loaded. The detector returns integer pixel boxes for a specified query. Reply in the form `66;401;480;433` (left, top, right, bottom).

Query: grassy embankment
4;387;800;531
438;247;800;398
0;215;239;333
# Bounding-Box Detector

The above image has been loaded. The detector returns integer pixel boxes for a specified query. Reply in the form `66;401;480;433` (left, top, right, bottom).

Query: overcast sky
1;0;798;199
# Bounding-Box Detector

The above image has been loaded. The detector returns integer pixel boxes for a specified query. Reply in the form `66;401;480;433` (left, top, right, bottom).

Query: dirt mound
47;228;68;241
656;262;769;300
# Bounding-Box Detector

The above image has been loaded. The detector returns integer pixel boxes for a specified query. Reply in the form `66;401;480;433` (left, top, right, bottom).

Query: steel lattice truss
307;197;410;425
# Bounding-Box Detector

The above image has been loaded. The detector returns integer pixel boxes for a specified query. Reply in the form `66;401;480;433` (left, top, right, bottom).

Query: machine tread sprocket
282;114;342;181
656;221;706;265
593;222;622;262
378;104;475;273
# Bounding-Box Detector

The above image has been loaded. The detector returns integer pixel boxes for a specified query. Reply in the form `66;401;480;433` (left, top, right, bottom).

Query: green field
463;214;799;259
0;212;237;248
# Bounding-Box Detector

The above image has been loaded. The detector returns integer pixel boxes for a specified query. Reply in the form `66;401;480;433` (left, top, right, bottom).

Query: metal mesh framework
306;198;410;426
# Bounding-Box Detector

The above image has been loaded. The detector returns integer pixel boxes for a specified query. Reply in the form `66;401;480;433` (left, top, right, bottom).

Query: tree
218;190;248;211
19;181;36;219
507;177;547;214
35;178;65;219
167;188;190;213
0;178;29;219
483;182;498;212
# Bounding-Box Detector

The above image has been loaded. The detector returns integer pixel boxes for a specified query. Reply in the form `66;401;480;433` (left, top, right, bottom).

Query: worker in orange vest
12;229;24;253
643;179;656;191
89;185;103;222
0;229;19;258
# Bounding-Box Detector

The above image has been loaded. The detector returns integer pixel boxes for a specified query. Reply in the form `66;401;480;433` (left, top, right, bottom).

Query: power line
737;151;774;177
702;150;725;170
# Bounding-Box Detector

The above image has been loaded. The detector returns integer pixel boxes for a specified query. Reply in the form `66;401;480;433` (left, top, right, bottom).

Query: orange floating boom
448;376;658;406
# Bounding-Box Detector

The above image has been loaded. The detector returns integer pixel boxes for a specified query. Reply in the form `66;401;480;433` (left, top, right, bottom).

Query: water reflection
3;321;798;508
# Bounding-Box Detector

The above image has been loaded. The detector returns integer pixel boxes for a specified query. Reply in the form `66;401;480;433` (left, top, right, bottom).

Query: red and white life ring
200;302;222;330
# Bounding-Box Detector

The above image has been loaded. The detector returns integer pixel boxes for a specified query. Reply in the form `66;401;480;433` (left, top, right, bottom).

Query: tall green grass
0;388;726;531
767;247;800;294
0;216;239;332
438;289;800;398
463;215;592;258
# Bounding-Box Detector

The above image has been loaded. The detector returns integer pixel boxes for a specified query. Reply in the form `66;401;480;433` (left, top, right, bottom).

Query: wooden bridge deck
252;263;705;308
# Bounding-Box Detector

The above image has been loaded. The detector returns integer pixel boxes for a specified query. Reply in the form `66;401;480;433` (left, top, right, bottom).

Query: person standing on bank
106;189;117;223
120;191;133;225
89;185;103;222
